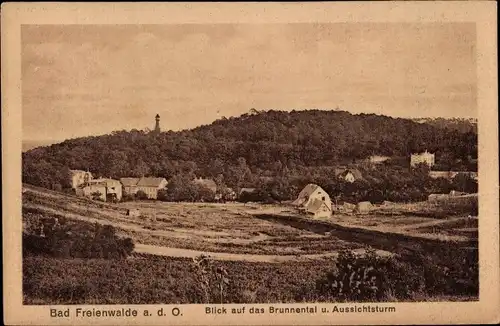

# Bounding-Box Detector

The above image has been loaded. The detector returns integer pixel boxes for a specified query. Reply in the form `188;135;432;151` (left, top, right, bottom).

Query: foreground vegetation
23;246;478;305
22;189;478;304
22;213;478;304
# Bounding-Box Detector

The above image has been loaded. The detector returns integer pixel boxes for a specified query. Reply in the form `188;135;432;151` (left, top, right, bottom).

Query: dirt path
327;217;469;241
133;243;392;263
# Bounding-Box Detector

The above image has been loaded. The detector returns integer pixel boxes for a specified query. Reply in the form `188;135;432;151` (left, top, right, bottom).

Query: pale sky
22;23;477;141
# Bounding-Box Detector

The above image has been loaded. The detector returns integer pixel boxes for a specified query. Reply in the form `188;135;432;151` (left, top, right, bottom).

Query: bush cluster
316;247;478;302
23;213;134;259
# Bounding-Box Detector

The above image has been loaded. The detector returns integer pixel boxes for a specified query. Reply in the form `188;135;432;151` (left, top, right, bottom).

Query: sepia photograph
3;2;499;325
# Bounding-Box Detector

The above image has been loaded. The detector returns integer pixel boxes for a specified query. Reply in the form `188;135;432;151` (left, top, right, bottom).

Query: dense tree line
22;110;478;198
411;117;478;134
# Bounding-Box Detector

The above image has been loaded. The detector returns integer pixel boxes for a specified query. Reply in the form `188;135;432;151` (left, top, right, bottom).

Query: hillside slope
22;109;477;189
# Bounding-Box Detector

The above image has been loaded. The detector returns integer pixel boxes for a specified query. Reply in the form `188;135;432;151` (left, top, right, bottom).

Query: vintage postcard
2;2;499;325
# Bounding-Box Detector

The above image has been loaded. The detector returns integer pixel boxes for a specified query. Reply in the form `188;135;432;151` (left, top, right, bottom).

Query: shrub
316;247;478;302
136;190;148;200
121;193;135;202
316;249;424;302
159;177;216;202
191;255;230;303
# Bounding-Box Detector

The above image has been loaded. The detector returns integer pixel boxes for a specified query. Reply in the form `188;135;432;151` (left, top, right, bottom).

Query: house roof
293;184;330;207
411;151;434;156
120;177;140;187
298;184;320;197
70;169;91;175
136;177;167;187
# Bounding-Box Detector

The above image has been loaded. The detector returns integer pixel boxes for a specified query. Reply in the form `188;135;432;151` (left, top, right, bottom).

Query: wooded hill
22;109;478;193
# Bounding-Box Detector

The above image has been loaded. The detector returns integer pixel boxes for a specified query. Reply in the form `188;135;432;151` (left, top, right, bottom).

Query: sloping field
22;184;477;262
22;185;368;260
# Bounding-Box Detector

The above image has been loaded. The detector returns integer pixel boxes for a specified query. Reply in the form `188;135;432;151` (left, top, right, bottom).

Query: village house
120;177;168;199
293;184;332;219
334;168;363;183
137;177;168;199
70;170;93;189
76;178;122;202
410;150;435;168
120;177;140;195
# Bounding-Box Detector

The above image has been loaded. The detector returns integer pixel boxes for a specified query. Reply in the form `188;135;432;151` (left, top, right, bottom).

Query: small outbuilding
126;208;141;217
354;201;373;214
449;190;467;197
341;202;356;212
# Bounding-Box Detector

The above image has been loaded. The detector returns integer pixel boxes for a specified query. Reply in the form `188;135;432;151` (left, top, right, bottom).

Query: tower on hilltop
154;114;161;133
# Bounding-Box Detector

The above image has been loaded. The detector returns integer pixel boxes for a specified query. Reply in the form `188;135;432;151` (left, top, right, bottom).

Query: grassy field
23;186;368;256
